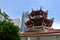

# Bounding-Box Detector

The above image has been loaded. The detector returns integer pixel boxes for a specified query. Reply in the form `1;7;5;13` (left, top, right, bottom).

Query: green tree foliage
0;20;20;40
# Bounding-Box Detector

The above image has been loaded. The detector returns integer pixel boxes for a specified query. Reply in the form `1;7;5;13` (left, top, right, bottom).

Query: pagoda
20;8;60;40
25;8;54;32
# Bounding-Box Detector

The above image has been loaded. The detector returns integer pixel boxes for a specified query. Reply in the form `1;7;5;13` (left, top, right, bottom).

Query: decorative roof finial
36;8;38;10
40;6;42;10
32;8;34;11
46;10;48;13
52;18;54;20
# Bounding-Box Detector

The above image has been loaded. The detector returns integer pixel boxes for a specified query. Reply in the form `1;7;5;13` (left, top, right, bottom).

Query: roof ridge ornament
46;10;48;13
32;8;34;11
40;6;42;10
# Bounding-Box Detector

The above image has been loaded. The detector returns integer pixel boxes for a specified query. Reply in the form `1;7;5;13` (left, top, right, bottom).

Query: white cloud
52;22;60;29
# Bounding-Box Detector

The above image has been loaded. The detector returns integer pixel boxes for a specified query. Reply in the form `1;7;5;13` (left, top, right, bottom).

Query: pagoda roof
30;9;48;17
25;18;54;28
24;8;54;32
20;29;60;36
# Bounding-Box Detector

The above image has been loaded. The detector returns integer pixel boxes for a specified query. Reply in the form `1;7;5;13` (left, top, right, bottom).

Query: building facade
21;13;25;32
11;18;20;27
0;9;20;28
0;9;10;21
20;8;60;40
21;12;29;32
21;31;60;40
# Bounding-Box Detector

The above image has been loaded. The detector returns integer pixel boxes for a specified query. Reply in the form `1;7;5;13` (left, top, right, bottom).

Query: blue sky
0;0;60;29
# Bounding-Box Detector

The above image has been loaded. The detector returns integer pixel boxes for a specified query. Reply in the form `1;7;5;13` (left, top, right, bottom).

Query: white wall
11;18;20;27
21;36;60;40
0;15;4;21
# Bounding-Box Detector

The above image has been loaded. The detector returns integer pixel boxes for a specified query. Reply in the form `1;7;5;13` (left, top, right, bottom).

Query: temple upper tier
25;8;54;32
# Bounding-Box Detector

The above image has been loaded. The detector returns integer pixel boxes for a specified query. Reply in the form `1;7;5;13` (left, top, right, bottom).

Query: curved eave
20;29;60;36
